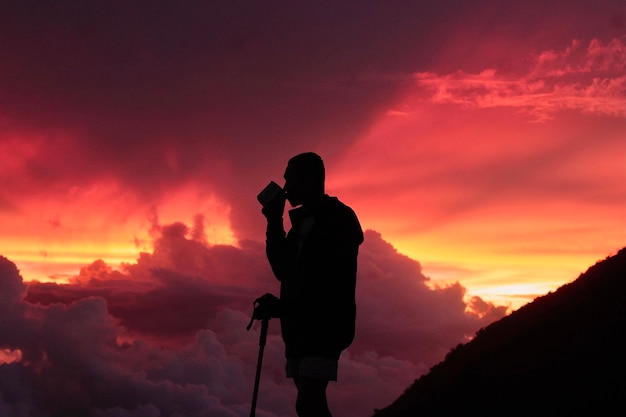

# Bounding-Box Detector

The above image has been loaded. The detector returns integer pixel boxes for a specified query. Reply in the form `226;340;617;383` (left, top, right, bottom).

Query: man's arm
263;199;289;281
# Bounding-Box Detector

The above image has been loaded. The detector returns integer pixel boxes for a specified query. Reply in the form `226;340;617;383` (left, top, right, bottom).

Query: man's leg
294;375;332;417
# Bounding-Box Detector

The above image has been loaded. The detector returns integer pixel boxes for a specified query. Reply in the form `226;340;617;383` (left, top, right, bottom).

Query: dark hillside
373;247;626;416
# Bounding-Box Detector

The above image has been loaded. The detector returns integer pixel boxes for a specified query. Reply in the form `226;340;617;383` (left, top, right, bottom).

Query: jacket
265;195;363;359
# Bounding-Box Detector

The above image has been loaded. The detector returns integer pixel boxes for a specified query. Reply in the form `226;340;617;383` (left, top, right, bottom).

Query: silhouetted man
262;152;363;417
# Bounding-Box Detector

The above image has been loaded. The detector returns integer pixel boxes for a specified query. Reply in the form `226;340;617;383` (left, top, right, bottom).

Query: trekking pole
250;317;269;417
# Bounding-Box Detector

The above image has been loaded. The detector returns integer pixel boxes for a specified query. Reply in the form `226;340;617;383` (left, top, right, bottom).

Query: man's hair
288;152;325;187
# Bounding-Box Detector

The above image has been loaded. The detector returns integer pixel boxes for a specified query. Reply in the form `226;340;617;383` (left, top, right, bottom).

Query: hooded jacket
265;195;363;359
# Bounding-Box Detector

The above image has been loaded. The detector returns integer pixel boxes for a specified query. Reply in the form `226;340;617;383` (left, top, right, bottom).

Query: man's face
283;164;304;207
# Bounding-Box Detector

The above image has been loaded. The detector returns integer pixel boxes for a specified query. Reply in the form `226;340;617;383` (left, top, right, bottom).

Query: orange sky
1;3;625;314
328;43;626;308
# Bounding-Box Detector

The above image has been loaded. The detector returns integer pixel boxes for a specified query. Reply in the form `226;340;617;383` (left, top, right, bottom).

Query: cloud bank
1;219;504;417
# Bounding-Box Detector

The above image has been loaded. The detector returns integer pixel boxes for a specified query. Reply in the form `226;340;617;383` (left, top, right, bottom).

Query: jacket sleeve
265;214;289;282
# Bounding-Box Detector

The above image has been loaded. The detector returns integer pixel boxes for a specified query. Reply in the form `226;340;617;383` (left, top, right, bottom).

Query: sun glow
327;53;626;311
0;180;237;283
152;184;237;247
0;349;23;365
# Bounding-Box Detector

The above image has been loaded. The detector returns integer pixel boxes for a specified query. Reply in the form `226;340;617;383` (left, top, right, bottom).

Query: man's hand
261;192;286;219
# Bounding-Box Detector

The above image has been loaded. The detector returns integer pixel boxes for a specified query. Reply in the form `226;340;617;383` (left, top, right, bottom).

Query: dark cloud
3;0;622;241
351;231;505;365
1;1;422;182
0;222;506;416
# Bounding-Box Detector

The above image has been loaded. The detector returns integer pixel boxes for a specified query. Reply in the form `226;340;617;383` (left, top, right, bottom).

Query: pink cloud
2;219;504;416
415;38;626;121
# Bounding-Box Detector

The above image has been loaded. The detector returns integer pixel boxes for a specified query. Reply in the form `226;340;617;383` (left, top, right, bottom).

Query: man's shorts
286;356;338;381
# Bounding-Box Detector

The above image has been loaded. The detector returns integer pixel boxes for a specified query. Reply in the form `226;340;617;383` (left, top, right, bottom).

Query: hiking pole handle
259;317;269;347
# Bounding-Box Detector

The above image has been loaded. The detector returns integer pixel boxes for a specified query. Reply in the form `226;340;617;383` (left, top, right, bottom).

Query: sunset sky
1;1;625;416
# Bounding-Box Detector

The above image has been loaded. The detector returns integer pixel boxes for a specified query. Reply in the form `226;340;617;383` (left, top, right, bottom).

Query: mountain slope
373;247;626;416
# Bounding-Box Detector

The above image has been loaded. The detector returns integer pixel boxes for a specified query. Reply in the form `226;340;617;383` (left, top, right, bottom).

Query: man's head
284;152;325;207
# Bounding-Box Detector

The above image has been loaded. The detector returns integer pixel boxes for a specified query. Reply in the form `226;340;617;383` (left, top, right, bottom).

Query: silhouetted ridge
373;247;626;417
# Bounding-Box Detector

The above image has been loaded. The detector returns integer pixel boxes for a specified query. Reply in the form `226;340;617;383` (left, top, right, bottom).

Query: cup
257;181;284;206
